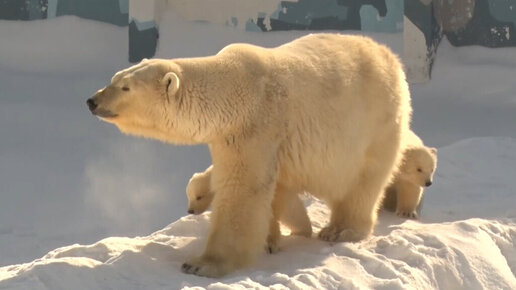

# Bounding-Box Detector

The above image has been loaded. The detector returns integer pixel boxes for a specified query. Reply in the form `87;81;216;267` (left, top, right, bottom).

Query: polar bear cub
383;131;437;219
186;165;312;252
186;165;214;215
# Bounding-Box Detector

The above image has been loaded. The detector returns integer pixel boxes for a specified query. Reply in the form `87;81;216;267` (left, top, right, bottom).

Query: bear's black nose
188;209;194;214
86;98;97;112
425;181;432;187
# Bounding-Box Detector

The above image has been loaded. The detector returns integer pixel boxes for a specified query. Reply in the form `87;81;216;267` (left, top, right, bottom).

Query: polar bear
87;33;412;277
383;131;437;219
186;165;312;253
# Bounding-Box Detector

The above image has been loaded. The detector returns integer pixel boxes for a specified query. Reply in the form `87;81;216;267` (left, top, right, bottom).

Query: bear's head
186;173;214;215
399;146;437;187
86;59;193;143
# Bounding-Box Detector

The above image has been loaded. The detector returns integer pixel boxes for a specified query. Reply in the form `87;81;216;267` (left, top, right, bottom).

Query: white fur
89;33;412;277
186;165;214;215
384;131;438;219
185;166;312;253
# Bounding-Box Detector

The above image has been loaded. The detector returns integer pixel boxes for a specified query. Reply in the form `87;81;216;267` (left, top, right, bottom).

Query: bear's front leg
395;180;423;219
182;140;278;277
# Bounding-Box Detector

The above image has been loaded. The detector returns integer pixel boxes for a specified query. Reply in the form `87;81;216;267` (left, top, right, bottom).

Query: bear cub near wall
383;131;437;219
87;33;412;277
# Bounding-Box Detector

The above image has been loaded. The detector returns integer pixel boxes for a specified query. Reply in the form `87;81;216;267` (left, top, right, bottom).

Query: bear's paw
396;210;419;219
181;256;233;278
318;226;369;243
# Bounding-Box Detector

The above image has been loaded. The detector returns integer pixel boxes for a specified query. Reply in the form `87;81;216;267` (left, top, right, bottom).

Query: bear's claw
181;263;200;274
318;226;368;242
181;257;232;277
396;210;418;219
266;243;280;254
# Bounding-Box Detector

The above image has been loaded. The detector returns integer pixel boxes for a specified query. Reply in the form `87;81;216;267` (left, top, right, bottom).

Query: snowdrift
2;138;515;289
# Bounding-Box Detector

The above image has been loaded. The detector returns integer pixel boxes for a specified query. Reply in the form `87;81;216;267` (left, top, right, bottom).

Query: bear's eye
121;87;130;91
417;168;423;173
196;196;203;201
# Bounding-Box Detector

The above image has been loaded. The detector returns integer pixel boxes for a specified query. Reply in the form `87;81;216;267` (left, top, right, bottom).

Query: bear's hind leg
267;217;281;254
277;192;312;237
318;166;392;243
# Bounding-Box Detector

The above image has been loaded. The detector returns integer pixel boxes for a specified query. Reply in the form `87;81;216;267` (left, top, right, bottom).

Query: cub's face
187;191;214;215
86;59;181;140
186;172;214;215
400;147;437;187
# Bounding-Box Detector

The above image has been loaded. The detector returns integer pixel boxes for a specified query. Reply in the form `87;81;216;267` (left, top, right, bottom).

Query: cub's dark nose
425;181;433;187
86;98;97;112
188;209;194;214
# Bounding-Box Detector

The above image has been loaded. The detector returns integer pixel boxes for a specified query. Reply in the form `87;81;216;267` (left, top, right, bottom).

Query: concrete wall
1;0;514;82
0;0;48;20
0;0;128;25
438;0;516;47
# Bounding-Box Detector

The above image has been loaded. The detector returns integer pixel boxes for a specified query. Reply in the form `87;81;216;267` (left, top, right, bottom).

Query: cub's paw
290;227;313;238
396;210;418;219
318;226;368;243
266;240;280;254
266;233;281;254
318;226;340;242
181;256;232;278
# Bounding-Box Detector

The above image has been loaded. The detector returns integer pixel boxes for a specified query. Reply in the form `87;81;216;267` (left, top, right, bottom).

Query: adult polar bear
87;34;412;277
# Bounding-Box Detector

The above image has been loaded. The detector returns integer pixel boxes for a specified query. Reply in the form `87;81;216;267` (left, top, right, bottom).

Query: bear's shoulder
217;43;269;58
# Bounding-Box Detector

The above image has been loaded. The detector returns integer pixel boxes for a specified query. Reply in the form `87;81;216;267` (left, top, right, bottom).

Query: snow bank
1;206;514;289
423;137;516;222
409;40;516;147
1;138;515;289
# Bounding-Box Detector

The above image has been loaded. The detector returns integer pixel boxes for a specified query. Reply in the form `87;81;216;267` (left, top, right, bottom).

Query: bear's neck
169;57;254;144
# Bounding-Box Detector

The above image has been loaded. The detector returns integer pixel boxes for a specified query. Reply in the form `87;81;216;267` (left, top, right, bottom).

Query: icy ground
1;10;516;289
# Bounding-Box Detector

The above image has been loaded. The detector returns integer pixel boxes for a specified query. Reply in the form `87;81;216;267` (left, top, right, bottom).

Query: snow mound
1;129;516;289
1;210;515;289
423;137;516;222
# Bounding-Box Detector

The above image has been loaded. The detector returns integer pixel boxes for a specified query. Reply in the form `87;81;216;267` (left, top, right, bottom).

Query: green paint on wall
488;0;516;27
245;19;262;32
118;0;128;14
360;0;403;33
277;0;348;26
56;0;128;26
47;0;57;18
132;20;157;31
27;0;47;19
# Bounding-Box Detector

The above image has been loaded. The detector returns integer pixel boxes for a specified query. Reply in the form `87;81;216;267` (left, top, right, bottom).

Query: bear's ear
162;72;180;98
429;147;437;155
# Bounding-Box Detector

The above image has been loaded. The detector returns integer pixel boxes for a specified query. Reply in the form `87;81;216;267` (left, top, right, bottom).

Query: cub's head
86;59;183;142
399;146;438;187
186;172;214;215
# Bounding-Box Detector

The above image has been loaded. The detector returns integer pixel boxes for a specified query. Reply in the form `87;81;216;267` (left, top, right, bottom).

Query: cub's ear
429;147;437;155
162;72;180;97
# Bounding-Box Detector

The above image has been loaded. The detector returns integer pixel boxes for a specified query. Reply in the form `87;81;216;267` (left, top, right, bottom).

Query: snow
1;10;516;289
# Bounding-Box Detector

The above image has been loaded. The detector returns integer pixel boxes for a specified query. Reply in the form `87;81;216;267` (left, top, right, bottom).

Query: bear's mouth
93;108;118;119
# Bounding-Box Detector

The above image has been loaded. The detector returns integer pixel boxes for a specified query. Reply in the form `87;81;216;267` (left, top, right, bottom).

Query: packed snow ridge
1;138;515;289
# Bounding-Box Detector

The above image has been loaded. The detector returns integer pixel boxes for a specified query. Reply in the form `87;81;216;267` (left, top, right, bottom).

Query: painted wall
166;0;402;33
0;0;128;26
0;0;48;20
1;0;515;81
440;0;516;47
